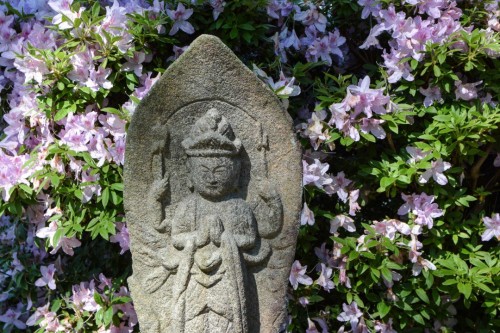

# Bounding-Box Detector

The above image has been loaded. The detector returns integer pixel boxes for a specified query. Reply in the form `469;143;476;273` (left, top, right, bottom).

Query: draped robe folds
170;193;257;333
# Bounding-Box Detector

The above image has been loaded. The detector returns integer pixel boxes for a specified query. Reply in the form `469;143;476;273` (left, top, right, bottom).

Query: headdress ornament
181;108;242;156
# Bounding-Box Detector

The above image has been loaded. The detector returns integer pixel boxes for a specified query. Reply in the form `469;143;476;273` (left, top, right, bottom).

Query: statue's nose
207;173;217;184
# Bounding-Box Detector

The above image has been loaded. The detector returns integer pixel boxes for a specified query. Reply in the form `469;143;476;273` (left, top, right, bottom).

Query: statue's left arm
253;180;283;238
231;203;257;250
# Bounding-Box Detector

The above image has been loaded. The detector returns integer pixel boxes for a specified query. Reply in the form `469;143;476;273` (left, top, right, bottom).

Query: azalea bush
0;0;499;332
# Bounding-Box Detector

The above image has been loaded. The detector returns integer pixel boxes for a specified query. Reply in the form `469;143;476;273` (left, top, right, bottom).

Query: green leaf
413;314;425;325
51;299;62;312
94;292;104;306
380;267;393;283
111;296;132;305
54;106;71;121
476;282;493;293
110;183;124;191
433;65;441;77
104;306;114;326
437;53;446;64
377;301;391;318
415;288;430;304
442;279;457;285
230;27;238;39
380;177;395;189
458;282;472;299
101;187;110;208
239;23;255;31
360;251;376;260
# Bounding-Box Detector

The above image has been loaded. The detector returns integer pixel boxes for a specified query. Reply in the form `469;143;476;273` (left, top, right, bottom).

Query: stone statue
124;35;302;332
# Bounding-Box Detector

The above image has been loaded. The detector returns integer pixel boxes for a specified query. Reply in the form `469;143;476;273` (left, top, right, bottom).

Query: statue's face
189;156;240;199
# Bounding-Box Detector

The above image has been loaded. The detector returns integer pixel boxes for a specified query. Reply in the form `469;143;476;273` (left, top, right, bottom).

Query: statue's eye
214;166;228;174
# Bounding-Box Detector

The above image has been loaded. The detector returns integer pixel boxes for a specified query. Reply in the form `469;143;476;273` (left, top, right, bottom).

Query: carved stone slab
124;35;302;333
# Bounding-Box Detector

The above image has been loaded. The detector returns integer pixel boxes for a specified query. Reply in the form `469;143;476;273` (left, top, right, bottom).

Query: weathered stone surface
124;34;302;333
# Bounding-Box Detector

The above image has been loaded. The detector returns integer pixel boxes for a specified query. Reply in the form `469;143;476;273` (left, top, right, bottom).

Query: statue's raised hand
210;216;224;246
150;175;170;202
255;177;280;202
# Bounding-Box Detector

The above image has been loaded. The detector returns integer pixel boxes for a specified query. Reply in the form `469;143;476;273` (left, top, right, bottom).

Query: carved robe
170;193;257;333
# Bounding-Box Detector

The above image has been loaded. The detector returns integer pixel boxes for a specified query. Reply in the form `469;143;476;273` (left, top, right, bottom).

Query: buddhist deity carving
124;34;302;333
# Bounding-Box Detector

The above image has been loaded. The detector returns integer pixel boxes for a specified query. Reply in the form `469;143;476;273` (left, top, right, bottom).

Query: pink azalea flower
298;111;330;150
0;308;26;329
330;215;356;234
209;0;226;21
326;172;352;202
289;260;313;290
406;146;430;164
35;264;57;290
50;236;81;256
36;220;59;245
360;118;386;139
414;201;443;229
302;159;333;189
134;72;161;100
315;263;335;292
360;23;385;49
373;220;398;240
48;0;84;30
306;318;320;333
122;51;146;77
418;158;451;185
85;66;113;92
81;170;101;203
348;76;390;117
98;273;112;290
110;222;130;254
167;45;189;62
358;0;382;19
26;303;50;326
382;271;402;289
306;317;329;333
0;151;31;201
166;3;195;36
494;153;500;167
294;4;327;32
72;280;101;312
13;54;49;84
454;80;482;101
68;49;94;84
314;243;335;267
267;0;294;23
398;192;443;229
374;318;397;333
412;257;436;276
481;213;500;241
337;301;363;330
281;28;301;51
419;86;443;107
299;297;309;307
101;0;128;33
300;202;315;226
113;286;137;327
306;37;334;65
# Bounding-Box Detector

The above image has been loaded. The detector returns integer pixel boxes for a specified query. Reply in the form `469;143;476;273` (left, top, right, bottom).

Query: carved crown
181;108;242;157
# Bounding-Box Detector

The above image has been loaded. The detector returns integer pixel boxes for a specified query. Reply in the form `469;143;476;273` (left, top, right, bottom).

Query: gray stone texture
124;34;302;333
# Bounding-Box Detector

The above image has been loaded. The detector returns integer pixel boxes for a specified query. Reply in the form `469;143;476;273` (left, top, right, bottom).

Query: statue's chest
191;200;243;230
